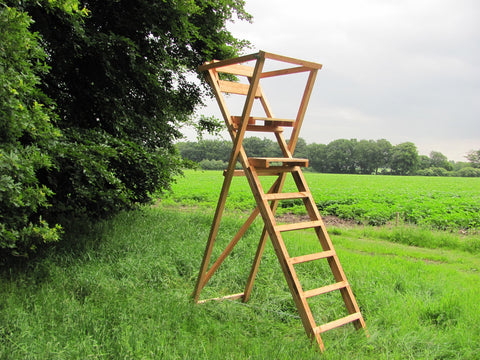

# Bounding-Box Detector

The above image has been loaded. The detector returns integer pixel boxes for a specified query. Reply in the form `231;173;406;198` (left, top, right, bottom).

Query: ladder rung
227;170;245;176
264;192;309;201
231;123;284;133
249;157;309;168
243;125;285;133
219;81;262;97
215;63;254;77
315;312;363;334
253;116;295;124
289;250;335;265
197;292;245;304
232;116;295;125
276;220;323;232
226;168;297;176
256;167;296;176
303;281;348;299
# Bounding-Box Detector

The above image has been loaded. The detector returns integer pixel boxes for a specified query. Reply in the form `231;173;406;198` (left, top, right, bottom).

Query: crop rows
163;171;480;231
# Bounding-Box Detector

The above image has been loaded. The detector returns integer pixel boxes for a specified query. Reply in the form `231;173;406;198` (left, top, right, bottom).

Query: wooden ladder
192;51;367;352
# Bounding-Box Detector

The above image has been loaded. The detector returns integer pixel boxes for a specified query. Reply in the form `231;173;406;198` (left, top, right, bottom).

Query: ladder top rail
198;50;323;73
262;51;323;70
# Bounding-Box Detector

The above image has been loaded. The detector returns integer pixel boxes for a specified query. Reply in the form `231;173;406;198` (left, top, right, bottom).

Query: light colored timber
263;192;309;201
214;63;255;77
232;125;286;133
219;80;262;97
194;51;366;352
262;51;323;69
260;66;311;78
231;116;295;125
315;313;363;334
197;292;245;304
289;250;336;265
275;220;324;232
197;52;260;72
303;281;349;299
248;157;309;168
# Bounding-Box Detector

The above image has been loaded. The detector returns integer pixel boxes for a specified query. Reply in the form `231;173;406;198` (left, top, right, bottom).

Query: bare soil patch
276;213;358;227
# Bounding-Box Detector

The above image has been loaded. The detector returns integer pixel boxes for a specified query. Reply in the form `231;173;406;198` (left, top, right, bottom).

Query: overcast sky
188;0;479;161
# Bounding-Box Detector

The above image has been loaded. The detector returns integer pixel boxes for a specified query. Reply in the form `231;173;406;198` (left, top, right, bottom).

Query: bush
416;167;452;177
199;159;228;170
455;167;480;177
0;6;62;256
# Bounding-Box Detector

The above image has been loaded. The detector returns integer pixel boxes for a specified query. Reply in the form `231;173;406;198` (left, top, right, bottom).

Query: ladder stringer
290;167;367;330
246;163;366;350
193;56;266;302
243;173;288;302
244;165;321;343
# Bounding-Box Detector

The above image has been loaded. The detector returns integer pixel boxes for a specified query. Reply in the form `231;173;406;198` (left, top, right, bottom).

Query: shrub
455;167;480;177
416;167;452;177
199;159;228;170
0;6;62;256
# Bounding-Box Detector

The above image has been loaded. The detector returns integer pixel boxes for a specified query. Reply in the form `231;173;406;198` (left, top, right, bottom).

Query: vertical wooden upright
192;51;367;352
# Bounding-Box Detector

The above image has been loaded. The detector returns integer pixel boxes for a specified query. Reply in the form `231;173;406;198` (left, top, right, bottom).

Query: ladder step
315;312;363;334
219;81;262;97
225;168;295;177
276;220;323;232
253;116;295;126
215;63;254;77
249;157;309;168
264;192;309;201
289;250;335;265
243;125;285;133
303;281;348;299
232;116;295;126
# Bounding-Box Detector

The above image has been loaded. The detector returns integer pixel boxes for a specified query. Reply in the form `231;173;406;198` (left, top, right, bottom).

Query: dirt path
276;213;358;227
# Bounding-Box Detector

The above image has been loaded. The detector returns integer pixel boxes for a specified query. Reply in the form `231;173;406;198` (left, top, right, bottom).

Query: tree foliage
466;150;480;168
390;142;419;175
0;5;63;256
1;0;251;256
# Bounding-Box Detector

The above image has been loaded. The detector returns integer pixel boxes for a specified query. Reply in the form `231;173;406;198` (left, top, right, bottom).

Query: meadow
163;170;480;231
1;207;479;359
1;171;480;359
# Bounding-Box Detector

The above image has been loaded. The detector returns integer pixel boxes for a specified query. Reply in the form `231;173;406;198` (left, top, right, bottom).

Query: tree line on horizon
177;137;480;177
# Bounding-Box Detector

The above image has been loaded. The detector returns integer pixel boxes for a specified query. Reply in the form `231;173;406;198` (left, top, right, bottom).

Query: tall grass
1;206;479;359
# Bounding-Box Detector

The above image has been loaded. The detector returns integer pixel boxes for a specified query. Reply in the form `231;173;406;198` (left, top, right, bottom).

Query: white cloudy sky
188;0;479;161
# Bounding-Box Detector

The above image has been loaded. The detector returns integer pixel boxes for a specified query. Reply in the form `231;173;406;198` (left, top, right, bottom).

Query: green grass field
1;172;480;359
163;170;480;230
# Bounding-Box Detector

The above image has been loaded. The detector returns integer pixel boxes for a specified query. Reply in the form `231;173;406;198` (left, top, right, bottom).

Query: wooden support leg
243;174;288;302
192;155;239;302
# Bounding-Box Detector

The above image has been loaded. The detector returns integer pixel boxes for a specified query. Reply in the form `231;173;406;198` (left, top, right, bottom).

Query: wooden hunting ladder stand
192;51;367;352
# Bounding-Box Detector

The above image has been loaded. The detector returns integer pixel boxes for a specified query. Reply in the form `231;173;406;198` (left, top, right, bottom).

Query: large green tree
390;142;419;175
325;139;357;173
429;151;453;171
307;143;328;173
466;150;480;168
2;0;250;255
355;140;379;174
375;139;393;173
19;0;248;210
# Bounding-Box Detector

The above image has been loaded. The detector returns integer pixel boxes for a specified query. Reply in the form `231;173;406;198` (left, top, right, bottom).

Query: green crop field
162;170;480;231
